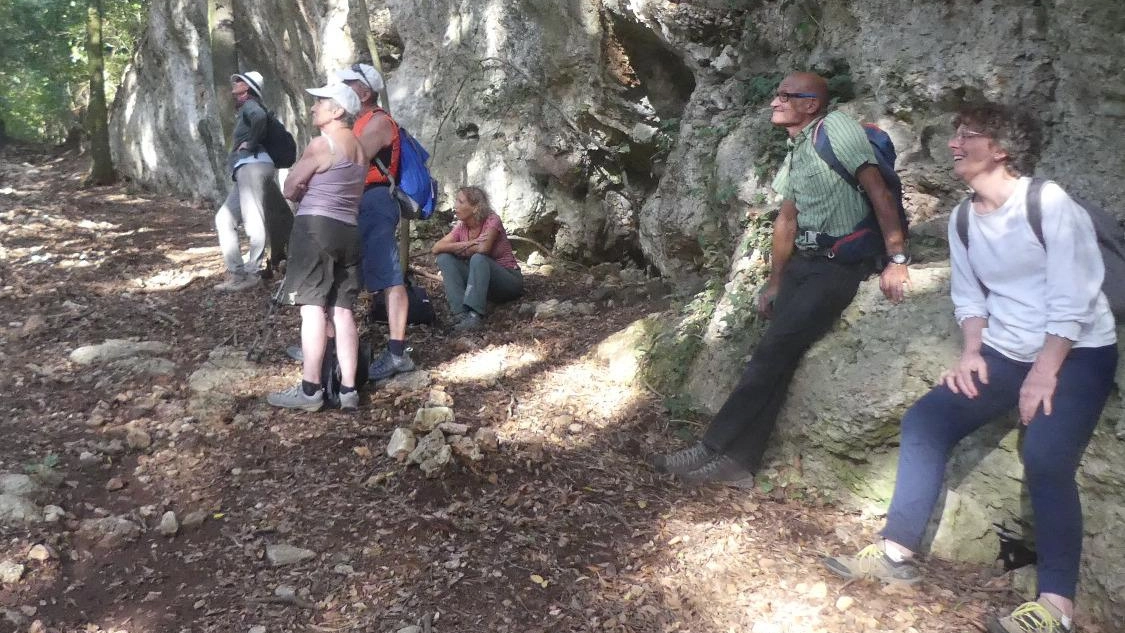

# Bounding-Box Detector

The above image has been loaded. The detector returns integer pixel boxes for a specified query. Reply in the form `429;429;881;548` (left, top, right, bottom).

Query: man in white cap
336;63;418;381
268;82;368;411
214;71;284;291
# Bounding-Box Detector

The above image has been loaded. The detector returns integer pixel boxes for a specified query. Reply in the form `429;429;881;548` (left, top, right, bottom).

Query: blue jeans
881;344;1117;598
358;186;404;292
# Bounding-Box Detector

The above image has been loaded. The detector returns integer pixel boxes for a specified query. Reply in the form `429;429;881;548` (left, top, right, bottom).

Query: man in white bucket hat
214;71;284;291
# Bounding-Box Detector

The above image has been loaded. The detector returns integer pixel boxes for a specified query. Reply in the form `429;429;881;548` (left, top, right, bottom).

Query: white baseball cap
335;63;384;95
306;82;361;115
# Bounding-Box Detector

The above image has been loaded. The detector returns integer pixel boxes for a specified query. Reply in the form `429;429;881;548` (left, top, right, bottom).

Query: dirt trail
0;146;1104;633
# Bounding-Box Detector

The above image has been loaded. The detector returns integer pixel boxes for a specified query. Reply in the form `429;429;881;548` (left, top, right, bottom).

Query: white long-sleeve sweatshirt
948;177;1116;362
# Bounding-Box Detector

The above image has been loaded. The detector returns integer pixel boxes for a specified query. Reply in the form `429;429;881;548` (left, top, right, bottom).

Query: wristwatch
888;252;910;265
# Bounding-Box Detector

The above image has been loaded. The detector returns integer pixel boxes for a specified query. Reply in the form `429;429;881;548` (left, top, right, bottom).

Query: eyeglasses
775;91;817;103
951;128;987;142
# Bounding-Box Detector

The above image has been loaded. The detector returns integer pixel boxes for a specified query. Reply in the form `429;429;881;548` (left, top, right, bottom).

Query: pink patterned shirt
450;213;519;270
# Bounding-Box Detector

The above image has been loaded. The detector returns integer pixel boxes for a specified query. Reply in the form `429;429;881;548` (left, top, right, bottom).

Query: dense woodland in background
0;0;147;144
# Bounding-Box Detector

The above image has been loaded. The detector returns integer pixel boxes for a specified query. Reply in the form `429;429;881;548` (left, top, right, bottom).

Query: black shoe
650;442;714;476
453;310;483;332
681;455;755;487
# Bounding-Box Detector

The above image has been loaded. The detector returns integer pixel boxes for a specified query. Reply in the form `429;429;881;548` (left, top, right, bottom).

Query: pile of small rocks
384;387;499;477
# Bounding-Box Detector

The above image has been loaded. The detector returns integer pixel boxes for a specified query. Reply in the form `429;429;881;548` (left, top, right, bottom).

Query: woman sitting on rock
823;103;1116;633
266;82;368;412
431;186;523;331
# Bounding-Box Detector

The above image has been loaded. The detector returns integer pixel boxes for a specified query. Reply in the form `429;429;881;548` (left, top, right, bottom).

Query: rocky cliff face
109;0;367;205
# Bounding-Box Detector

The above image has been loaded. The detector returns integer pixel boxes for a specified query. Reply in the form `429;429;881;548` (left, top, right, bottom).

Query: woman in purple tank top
267;82;370;413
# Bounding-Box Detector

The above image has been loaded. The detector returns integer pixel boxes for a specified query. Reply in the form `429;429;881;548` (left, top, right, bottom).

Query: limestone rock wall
382;0;666;261
109;0;366;205
625;0;1125;277
109;0;228;205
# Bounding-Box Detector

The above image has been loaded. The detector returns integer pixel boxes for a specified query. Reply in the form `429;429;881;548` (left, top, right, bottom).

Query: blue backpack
811;118;908;263
375;123;438;220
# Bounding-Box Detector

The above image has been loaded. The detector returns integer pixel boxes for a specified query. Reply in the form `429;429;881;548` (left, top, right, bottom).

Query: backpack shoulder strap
955;197;972;248
1026;178;1047;247
954;197;990;296
811;117;860;190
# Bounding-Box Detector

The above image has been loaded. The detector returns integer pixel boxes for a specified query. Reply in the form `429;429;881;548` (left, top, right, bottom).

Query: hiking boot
680;454;756;487
216;271;259;292
230;272;261;291
368;348;416;381
215;272;244;291
987;599;1073;633
650;442;715;476
453;310;483;332
338;389;359;411
267;383;325;412
822;544;921;585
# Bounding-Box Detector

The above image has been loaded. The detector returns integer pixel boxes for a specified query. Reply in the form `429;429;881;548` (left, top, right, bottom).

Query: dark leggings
881;344;1117;598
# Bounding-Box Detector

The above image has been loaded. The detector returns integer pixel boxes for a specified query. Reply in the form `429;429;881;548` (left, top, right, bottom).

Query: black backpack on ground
320;335;374;409
260;112;297;168
368;277;436;326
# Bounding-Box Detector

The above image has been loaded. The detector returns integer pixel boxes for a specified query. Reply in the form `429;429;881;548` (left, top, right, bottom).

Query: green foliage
753;124;790;182
743;72;783;105
0;0;147;141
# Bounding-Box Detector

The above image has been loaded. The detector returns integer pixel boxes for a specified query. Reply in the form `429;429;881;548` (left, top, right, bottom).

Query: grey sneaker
368;348;416;381
680;454;756;487
338;389;359;411
285;345;303;363
267;384;325;412
822;544;921;585
987;599;1073;633
650;442;714;475
453;311;483;332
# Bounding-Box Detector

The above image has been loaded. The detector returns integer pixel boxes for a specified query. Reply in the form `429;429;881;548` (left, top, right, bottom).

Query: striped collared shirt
771;111;877;249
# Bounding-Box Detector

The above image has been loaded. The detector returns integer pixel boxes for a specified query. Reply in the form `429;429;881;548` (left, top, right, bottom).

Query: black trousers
702;254;872;473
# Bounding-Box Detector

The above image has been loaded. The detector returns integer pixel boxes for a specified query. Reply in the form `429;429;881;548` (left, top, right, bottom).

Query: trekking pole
247;279;286;362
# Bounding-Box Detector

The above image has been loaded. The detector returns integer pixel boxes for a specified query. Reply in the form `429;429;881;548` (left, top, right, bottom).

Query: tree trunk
209;0;237;143
85;0;116;185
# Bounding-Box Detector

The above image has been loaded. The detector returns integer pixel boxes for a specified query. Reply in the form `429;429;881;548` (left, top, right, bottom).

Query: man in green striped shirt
652;72;911;485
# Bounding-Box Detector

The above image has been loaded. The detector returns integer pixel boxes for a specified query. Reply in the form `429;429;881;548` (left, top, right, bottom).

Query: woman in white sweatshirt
823;103;1116;633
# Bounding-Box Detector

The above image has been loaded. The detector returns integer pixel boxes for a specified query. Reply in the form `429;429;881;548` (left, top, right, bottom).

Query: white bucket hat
231;71;265;99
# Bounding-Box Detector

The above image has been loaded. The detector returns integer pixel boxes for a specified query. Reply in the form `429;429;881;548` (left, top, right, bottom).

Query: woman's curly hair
458;186;493;225
953;102;1042;176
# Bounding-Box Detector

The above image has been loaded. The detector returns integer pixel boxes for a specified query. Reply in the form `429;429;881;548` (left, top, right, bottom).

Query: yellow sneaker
822;543;921;585
987;599;1073;633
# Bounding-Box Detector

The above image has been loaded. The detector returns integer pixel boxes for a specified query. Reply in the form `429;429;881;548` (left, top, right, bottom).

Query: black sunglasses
775;91;817;103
